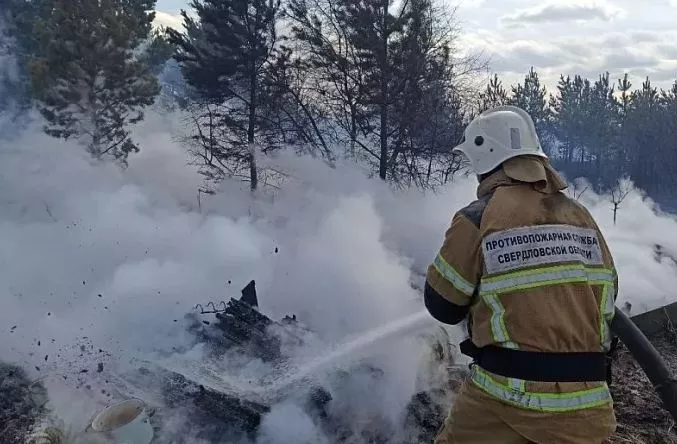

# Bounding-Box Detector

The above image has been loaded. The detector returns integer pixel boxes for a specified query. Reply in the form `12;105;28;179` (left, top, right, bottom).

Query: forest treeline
1;0;675;197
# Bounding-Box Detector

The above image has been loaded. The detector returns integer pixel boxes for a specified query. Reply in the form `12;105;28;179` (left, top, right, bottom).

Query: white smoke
1;108;676;441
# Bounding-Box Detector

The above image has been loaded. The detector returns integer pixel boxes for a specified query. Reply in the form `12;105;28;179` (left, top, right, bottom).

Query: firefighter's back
476;179;616;356
439;175;619;444
432;106;618;443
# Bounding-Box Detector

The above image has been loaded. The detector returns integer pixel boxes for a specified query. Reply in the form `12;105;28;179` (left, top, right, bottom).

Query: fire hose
610;306;677;421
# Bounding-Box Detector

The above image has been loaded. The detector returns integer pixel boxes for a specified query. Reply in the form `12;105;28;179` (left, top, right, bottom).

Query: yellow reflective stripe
480;264;614;295
599;271;617;351
605;269;617;322
471;366;612;412
482;294;519;349
599;284;612;351
433;253;476;296
508;378;526;392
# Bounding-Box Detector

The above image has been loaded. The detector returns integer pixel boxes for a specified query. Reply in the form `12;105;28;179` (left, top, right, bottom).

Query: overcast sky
154;0;677;92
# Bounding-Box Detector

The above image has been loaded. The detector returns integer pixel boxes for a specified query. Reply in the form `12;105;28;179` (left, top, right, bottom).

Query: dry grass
608;333;677;444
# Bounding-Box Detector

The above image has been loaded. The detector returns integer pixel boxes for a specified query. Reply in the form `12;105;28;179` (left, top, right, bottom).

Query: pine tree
625;77;660;190
546;72;677;196
584;72;619;184
509;67;551;152
27;0;160;164
0;4;15;59
615;73;633;181
5;0;51;54
549;74;592;171
0;0;43;117
258;45;333;160
142;27;176;76
286;0;397;179
659;81;677;193
341;0;408;180
168;0;282;191
288;0;473;185
387;0;467;187
617;73;633;120
0;8;18;113
477;74;508;113
286;0;370;159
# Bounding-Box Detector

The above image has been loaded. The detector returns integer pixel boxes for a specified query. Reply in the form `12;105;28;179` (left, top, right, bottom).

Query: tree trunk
378;0;389;181
350;107;357;158
248;61;258;192
87;81;99;157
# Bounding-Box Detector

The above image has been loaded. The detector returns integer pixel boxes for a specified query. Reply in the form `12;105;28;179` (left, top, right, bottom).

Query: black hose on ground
610;306;677;421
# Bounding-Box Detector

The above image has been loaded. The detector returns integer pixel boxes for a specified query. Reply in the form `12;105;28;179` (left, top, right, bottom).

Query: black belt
460;340;607;382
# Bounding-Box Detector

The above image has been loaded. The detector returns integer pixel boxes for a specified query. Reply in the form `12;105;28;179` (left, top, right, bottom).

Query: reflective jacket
424;156;618;413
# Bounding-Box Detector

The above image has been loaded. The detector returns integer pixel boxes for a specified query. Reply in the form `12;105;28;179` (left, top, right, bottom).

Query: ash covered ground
0;281;462;443
4;283;677;444
610;330;677;444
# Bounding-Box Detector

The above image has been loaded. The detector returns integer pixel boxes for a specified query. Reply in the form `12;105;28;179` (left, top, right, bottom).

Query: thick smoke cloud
1;109;676;440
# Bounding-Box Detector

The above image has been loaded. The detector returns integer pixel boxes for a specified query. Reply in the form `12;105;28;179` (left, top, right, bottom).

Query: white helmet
452;105;548;175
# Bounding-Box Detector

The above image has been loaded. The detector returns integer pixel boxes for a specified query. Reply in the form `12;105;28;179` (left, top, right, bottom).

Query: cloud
486;40;569;73
459;0;487;8
600;48;662;70
598;32;651;48
656;43;677;60
460;26;677;93
626;62;677;83
501;1;626;27
153;10;184;30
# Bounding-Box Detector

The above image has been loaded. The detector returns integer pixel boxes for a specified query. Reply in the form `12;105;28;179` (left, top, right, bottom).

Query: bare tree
610;177;633;225
567;177;590;201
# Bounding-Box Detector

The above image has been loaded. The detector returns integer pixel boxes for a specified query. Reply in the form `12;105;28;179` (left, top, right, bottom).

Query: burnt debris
0;363;49;444
187;280;309;363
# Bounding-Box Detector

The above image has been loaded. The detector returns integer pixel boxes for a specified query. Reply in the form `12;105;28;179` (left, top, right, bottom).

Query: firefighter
424;105;618;443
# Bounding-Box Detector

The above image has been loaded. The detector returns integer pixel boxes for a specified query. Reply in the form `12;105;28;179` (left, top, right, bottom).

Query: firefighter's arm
597;227;619;314
600;229;619;302
594;222;620;360
424;213;482;325
606;237;620;356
